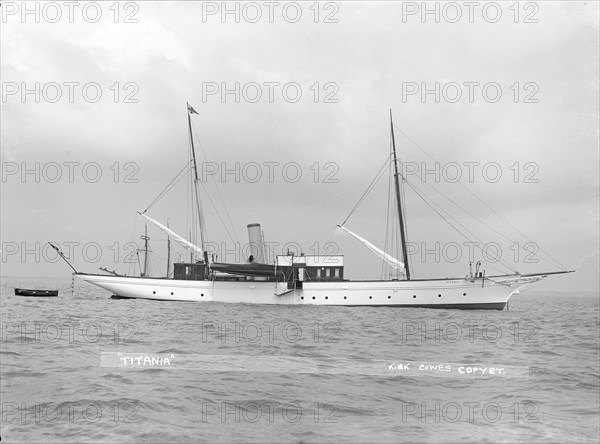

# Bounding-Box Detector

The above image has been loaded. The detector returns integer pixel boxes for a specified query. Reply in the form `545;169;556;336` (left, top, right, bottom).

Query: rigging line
408;182;474;242
389;156;405;279
403;176;515;273
128;213;140;251
393;123;567;270
389;139;400;278
450;264;469;278
415;170;562;271
341;154;392;226
191;123;241;245
188;134;204;248
391;167;400;278
394;199;405;278
518;273;563;293
186;155;192;249
383;143;392;278
484;262;514;275
148;162;192;214
420;178;520;243
343;157;390;227
383;152;394;280
424;192;515;273
193;180;208;246
398;157;413;277
195;176;239;245
118;213;144;276
142;161;193;214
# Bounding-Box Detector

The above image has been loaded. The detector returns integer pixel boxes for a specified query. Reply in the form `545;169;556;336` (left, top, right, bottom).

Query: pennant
187;104;199;115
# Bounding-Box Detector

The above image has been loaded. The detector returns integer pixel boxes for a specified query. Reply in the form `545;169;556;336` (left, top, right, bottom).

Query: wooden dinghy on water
14;288;59;297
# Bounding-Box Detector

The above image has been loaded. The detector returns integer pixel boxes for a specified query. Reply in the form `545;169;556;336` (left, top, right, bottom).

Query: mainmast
389;110;411;280
186;103;207;260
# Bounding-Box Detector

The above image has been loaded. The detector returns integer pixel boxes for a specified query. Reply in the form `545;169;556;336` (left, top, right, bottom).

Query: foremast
186;103;208;264
389;110;411;280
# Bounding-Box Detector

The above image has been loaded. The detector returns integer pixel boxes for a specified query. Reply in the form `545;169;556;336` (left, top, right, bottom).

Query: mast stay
137;103;238;271
338;111;411;281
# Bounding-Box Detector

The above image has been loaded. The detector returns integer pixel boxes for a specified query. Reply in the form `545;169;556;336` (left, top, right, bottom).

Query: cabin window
326;268;331;278
317;269;321;278
335;268;340;278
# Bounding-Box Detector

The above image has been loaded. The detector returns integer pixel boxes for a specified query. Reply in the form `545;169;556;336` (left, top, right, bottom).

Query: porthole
312;296;315;300
438;294;441;298
171;292;174;295
463;293;466;296
152;291;156;294
369;296;372;299
413;295;416;298
325;296;329;300
343;296;347;300
201;293;204;297
388;296;391;299
301;296;304;300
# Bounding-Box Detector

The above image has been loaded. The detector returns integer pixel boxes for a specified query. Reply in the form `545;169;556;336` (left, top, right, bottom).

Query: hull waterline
76;273;521;310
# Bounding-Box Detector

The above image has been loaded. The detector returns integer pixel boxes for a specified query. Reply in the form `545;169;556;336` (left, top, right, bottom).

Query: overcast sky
1;1;598;293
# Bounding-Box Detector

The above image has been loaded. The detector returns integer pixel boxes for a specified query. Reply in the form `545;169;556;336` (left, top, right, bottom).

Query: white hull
76;274;530;310
66;110;572;311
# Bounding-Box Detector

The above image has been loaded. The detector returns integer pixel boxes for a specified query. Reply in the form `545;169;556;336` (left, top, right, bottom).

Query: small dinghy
14;288;58;297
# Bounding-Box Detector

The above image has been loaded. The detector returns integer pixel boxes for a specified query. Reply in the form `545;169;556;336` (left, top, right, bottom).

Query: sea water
1;276;598;443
